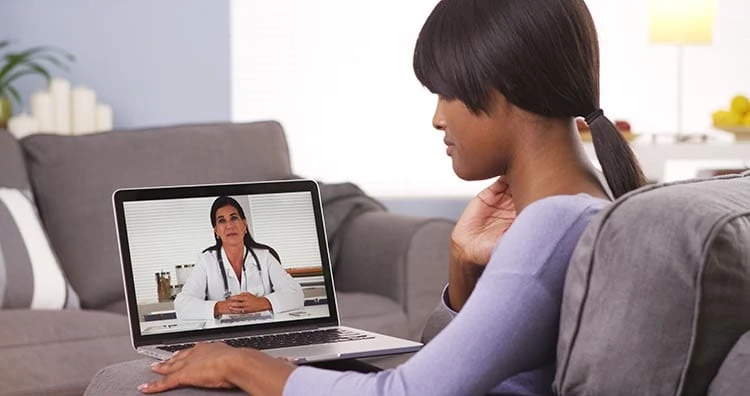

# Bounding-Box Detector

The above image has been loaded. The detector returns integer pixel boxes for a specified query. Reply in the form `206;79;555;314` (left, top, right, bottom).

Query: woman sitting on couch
138;0;646;394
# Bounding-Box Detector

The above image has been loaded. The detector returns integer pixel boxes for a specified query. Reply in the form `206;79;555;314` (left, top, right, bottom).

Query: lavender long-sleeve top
284;194;609;396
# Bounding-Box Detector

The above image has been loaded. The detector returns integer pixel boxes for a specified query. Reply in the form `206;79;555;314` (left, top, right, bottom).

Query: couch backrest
555;172;750;395
0;129;31;190
21;121;293;310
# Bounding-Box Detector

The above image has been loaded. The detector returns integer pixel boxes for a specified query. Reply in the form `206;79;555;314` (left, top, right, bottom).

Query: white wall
230;0;750;197
590;0;750;135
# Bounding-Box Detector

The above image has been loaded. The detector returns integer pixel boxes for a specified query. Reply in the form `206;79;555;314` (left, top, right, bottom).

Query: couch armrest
334;211;454;340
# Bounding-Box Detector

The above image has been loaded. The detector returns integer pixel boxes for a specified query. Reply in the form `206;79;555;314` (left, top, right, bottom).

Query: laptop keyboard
158;328;375;353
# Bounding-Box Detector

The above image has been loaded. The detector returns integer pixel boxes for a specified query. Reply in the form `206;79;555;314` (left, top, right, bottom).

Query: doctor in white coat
175;196;304;321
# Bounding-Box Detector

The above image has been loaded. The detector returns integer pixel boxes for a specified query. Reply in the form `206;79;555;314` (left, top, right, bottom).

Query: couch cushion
0;129;30;190
336;292;408;339
21;122;293;310
708;330;750;396
0;309;140;396
555;173;750;395
0;188;80;309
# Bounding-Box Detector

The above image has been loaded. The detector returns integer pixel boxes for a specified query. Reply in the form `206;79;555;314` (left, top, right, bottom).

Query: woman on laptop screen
174;196;303;320
139;0;645;394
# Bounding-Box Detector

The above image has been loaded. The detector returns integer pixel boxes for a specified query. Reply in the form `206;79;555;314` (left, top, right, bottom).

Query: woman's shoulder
196;249;217;263
487;194;609;277
252;247;276;262
517;193;609;229
492;194;609;261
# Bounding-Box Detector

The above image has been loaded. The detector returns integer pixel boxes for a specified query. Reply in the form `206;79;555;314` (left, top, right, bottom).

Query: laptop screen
113;180;339;346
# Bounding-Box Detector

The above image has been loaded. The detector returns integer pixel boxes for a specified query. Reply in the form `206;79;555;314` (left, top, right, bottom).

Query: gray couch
85;172;750;395
0;121;454;396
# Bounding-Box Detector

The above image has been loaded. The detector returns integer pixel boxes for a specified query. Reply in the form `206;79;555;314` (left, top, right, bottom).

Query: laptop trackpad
263;339;401;363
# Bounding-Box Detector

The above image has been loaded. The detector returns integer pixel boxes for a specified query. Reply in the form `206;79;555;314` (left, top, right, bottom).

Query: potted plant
0;40;74;129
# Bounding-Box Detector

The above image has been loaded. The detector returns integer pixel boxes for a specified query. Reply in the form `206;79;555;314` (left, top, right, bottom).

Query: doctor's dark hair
412;0;646;198
203;196;281;263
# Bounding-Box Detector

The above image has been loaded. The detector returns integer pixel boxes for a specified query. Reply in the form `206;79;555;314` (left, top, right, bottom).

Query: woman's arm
261;252;304;313
174;254;218;320
144;196;604;396
283;197;603;396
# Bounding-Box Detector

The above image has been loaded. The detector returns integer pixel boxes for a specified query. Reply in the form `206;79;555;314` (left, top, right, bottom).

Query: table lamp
648;0;714;138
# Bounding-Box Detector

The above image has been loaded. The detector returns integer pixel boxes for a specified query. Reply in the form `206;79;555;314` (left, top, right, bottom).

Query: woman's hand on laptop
140;342;295;395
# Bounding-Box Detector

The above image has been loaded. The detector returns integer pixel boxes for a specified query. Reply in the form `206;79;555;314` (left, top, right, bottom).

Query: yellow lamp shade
649;0;714;44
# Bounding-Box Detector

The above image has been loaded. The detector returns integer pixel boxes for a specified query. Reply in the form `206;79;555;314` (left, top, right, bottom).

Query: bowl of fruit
576;118;637;142
712;94;750;140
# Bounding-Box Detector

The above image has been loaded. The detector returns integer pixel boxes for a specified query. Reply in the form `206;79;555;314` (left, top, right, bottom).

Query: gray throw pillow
0;188;80;309
555;173;750;395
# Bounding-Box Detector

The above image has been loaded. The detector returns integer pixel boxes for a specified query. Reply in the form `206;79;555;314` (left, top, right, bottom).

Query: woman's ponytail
586;109;647;198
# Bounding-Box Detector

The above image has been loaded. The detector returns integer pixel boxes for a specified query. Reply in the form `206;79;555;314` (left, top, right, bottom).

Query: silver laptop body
113;179;422;362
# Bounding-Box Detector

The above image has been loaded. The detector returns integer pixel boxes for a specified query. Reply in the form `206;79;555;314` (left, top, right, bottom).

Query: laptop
113;179;422;363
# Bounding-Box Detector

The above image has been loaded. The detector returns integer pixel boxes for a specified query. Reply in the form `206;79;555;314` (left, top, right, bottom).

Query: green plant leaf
0;45;73;91
0;69;38;86
0;53;27;82
0;43;74;104
25;47;75;65
12;45;70;62
2;62;52;87
24;62;51;83
31;54;74;71
4;85;22;108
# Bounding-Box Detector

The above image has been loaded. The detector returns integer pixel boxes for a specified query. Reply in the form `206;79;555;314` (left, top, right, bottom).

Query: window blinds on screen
247;192;322;269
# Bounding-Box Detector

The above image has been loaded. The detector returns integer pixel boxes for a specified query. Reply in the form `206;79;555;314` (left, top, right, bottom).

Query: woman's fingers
152;356;187;375
139;374;181;393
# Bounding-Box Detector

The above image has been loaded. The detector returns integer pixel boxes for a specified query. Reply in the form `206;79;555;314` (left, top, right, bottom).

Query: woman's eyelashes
216;215;241;225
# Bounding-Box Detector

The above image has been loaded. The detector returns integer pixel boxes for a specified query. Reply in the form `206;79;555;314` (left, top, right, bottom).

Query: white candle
49;78;71;134
8;113;39;139
71;86;96;135
95;103;113;132
30;91;55;133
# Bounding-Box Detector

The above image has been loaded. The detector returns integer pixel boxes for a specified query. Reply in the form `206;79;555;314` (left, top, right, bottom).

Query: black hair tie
585;109;604;125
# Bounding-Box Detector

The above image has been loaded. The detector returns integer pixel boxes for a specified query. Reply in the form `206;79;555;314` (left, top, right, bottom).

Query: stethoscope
216;247;263;300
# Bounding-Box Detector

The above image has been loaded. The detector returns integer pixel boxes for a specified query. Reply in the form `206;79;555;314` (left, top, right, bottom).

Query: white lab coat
175;247;304;320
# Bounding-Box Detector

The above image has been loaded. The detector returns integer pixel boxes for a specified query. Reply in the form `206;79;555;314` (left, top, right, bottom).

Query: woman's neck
505;118;609;212
223;244;245;267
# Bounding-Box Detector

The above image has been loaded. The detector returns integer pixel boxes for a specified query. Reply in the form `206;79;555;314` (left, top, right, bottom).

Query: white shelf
583;140;750;183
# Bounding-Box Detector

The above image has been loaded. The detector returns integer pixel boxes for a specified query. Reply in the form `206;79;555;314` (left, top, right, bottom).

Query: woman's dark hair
203;196;281;263
413;0;646;198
